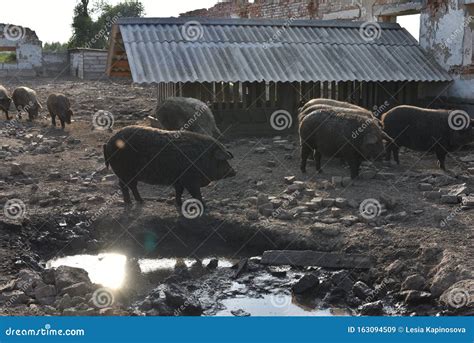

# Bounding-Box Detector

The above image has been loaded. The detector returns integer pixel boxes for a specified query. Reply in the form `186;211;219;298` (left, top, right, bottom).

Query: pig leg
129;180;143;203
185;183;205;209
300;144;312;173
384;142;392;162
119;179;132;204
435;148;447;170
174;183;184;209
313;150;322;173
392;146;400;165
51;113;57;127
347;157;362;179
60;118;66;130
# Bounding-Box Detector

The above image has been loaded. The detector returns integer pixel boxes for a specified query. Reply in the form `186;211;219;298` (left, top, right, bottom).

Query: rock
206;259;218;270
439;279;474;308
47;172;62;180
447;183;468;197
231;309;251;317
292;273;319;294
61;282;92;297
400;290;432;304
246;211;259;220
441;194;459;204
386;260;404;275
266;160;277;168
16;269;42;296
62;307;97;316
340;215;358;226
360;170;377;180
257;193;269;206
402;274;426;291
353;281;373;300
34;283;56;300
49;189;61;197
53;266;91;290
10;163;24;176
0;290;30;305
330;207;342;217
258;203;274;217
461;196;474;207
459;154;474;163
256;181;265;190
284;176;296;184
334;198;347;208
57;294;73;310
330;270;354;292
359;300;384;315
424;191;441;200
164;285;203;316
321;198;335;207
341;177;352;187
418;183;433;191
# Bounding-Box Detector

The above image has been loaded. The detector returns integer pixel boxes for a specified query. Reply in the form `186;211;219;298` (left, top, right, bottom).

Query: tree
43;42;68;53
68;0;144;49
68;0;96;48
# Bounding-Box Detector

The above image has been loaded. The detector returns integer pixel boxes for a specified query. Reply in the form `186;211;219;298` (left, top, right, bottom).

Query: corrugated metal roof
113;17;452;84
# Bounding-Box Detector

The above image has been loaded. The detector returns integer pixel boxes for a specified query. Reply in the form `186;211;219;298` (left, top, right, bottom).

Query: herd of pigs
1;85;473;215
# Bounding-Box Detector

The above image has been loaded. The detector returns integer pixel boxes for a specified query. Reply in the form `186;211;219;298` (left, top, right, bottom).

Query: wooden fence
155;80;423;133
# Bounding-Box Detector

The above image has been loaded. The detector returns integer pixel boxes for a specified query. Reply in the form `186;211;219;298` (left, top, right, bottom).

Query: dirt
0;77;473;316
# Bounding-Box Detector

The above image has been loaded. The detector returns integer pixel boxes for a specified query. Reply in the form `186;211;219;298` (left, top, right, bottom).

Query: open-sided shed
107;17;451;132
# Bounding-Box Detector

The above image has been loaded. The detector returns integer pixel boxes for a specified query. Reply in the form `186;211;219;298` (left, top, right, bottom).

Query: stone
401;274;426;291
258;203;274;217
386;260;404;275
440;194;459;204
231;309;251;317
461;196;474;207
439;279;474;308
245;211;259;221
459;154;474;163
164;285;203;316
257;194;269;206
206;259;219;269
292;273;319;294
321;198;335;207
10;163;24;176
360;170;377;180
334;198;348;208
53;266;91;290
284;176;296;184
352;281;373;300
330;207;342;217
424;191;441;200
418;183;433;191
266;160;277;168
340;215;359;226
0;290;30;305
34;284;56;300
57;294;72;310
330;270;354;292
358;300;384;315
400;290;432;304
61;282;92;297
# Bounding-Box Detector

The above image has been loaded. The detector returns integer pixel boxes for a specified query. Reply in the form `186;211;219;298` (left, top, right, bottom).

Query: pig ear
214;148;233;160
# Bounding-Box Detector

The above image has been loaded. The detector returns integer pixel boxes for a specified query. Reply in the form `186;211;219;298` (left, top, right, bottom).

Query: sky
0;0;420;43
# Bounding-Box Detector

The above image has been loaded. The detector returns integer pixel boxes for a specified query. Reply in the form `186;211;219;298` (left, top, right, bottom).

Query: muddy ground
0;77;473;316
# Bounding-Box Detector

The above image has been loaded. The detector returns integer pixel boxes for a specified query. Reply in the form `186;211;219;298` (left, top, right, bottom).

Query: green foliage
43;42;69;53
68;0;144;49
0;52;17;64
